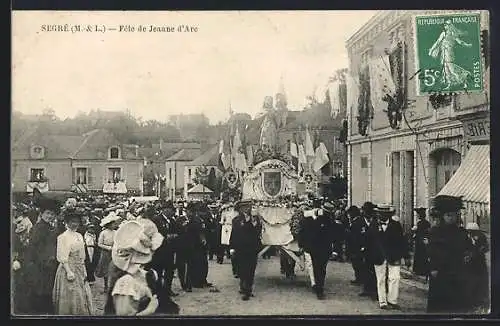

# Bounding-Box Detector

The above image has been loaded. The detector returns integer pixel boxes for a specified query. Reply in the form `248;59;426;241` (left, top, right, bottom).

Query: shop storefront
436;113;490;233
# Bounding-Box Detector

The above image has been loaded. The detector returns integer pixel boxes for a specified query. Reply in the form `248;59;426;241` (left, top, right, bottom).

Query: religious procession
11;10;490;317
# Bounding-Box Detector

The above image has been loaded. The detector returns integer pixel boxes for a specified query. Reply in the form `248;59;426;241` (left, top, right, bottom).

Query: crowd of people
11;190;489;316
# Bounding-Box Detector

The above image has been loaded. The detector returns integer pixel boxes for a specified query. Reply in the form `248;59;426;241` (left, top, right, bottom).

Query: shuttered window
361;156;368;169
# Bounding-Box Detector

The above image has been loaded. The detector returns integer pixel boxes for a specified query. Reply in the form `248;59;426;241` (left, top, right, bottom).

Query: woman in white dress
52;211;94;315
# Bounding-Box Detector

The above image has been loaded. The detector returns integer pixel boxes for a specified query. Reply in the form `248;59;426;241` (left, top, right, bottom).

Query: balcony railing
103;181;127;194
26;180;49;193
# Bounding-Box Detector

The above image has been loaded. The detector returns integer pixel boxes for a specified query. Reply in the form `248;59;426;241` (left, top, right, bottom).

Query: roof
187;184;213;193
138;147;178;162
186;145;220;167
12;128;141;161
71;129;140;160
12;130;85;160
437;145;490;204
166;148;202;162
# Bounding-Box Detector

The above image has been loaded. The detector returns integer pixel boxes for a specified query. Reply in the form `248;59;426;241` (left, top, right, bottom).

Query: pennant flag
290;136;298;158
219;124;233;171
313;142;330;173
328;81;342;118
347;73;360;114
304;127;315;162
290;133;299;173
368;55;397;112
232;125;248;172
246;145;254;167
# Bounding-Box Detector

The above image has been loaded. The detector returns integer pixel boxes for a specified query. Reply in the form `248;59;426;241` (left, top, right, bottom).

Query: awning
437;145;490;204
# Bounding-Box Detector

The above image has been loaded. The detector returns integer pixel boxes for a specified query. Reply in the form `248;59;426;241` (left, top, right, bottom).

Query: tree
192;166;210;187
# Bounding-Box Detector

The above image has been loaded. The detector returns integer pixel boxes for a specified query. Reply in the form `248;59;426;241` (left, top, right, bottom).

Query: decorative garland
384;41;406;130
253;147;292;166
428;93;453;110
357;66;371;136
289;208;304;239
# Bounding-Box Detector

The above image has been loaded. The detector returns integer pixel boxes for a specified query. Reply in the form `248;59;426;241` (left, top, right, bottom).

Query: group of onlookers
11;191;489;315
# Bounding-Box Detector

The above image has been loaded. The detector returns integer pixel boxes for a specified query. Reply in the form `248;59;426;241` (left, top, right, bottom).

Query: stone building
345;10;490;232
12;128;144;194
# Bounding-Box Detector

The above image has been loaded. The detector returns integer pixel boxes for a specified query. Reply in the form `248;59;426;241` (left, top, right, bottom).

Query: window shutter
385;153;392;203
87;168;93;186
72;168;76;184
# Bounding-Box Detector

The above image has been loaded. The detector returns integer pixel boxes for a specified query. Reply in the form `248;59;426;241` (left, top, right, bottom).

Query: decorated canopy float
241;159;305;268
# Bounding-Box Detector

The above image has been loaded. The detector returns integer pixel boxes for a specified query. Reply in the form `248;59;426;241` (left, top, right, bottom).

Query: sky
12;11;377;124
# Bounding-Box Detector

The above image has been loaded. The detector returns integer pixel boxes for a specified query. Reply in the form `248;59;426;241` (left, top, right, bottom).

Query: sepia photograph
11;10;490;317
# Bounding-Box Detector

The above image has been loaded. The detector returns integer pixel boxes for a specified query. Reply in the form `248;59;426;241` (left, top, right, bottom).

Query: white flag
290;141;298;158
298;144;307;164
347;73;360;112
329;81;341;118
304;129;315;159
218;139;224;154
368;55;396;112
313;143;330;173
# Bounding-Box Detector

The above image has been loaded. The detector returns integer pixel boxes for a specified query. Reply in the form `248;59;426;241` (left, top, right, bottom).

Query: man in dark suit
357;202;378;299
346;205;363;285
412;207;431;278
229;199;262;301
298;199;336;300
427;195;475;313
147;202;180;299
367;204;411;310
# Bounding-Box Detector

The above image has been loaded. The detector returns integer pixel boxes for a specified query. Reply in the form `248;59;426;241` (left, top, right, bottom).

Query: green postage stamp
414;13;483;95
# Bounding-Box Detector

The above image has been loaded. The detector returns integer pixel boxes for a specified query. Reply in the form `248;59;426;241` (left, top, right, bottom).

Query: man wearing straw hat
368;204;410;310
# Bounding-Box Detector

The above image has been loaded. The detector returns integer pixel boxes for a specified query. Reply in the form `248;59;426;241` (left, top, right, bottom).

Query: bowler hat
235;199;252;210
414;207;427;218
361;201;376;213
430;195;464;213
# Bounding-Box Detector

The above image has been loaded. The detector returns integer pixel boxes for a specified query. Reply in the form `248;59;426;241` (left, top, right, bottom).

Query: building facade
12;129;144;194
346;10;489;233
165;148;202;200
183;145;223;198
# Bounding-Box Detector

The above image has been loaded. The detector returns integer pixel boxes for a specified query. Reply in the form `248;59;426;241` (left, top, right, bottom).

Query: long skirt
95;249;112;278
52;261;94;315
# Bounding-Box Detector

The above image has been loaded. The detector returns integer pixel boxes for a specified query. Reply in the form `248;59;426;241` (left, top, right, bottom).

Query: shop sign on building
463;116;489;142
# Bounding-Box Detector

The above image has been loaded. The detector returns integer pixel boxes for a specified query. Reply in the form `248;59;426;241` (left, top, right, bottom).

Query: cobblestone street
91;256;429;316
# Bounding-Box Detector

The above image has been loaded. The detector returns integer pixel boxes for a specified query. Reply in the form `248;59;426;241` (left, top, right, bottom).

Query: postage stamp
414;12;483;95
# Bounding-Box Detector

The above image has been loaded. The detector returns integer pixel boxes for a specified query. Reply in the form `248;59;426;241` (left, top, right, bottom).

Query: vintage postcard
11;10;490;317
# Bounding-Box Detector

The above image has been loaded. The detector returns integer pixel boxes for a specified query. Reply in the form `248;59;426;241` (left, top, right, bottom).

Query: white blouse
57;230;86;264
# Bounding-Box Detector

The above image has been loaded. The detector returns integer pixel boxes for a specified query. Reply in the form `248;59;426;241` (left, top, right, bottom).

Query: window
109;147;120;159
76;168;87;184
30;168;45;182
431;148;461;194
361;156;368;169
108;168;121;183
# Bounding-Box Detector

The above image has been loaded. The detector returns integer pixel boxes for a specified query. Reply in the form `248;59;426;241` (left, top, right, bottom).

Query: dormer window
30;145;45;159
109;146;121;159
